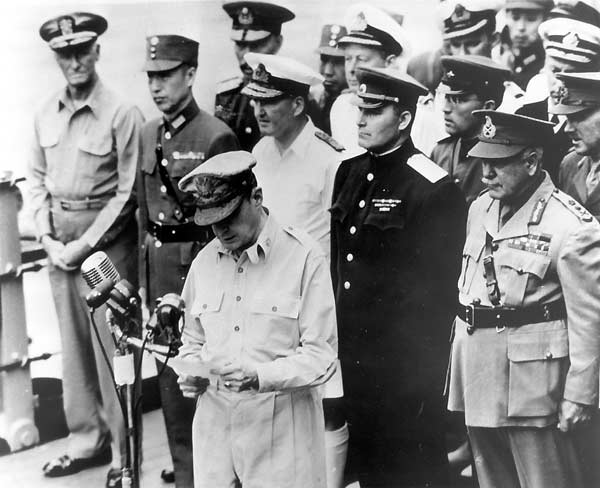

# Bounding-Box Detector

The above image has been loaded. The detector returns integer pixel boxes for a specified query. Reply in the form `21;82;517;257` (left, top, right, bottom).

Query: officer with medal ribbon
30;12;144;488
137;33;239;486
447;110;600;488
330;66;467;486
214;1;295;151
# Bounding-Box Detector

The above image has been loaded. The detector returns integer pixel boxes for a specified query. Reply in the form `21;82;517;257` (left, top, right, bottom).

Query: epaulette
551;188;595;223
216;76;243;95
406;153;448;183
282;224;312;247
314;130;345;152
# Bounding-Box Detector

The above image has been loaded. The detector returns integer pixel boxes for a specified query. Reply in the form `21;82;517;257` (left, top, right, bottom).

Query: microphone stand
102;309;178;488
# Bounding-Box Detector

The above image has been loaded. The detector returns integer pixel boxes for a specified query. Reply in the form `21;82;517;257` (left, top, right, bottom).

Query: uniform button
545;351;553;359
158;212;165;220
492;243;499;251
160;185;167;193
346;253;354;262
344;281;351;290
349;226;357;235
238;267;243;273
472;298;481;305
245;127;252;134
517;267;524;274
234;326;240;332
154;240;162;248
359;200;366;208
202;303;207;309
161;158;168;167
454;178;460;184
515;66;522;73
272;306;278;312
367;173;374;181
236;296;241;302
165;132;171;140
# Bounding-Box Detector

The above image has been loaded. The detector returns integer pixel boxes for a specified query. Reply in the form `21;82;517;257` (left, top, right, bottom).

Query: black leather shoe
161;468;175;483
106;467;122;488
42;447;112;477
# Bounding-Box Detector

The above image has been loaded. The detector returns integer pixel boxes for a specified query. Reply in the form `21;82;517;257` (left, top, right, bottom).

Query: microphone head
81;251;120;289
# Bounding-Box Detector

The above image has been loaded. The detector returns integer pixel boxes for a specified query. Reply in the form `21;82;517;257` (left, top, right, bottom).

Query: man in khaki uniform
447;110;600;488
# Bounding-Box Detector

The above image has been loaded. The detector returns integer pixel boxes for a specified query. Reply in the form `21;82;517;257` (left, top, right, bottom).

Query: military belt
458;299;566;334
148;220;207;243
58;193;116;211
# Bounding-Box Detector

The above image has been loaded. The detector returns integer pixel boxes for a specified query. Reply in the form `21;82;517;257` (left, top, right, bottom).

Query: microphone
156;293;185;340
81;251;140;321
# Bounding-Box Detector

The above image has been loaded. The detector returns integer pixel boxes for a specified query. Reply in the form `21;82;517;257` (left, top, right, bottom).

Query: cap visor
439;84;468;96
443;20;489;40
350;95;385;109
193;196;243;226
319;47;345;57
143;59;183;72
506;2;548;10
230;29;272;42
338;35;383;49
468;141;526;159
241;82;285;99
548;104;591;115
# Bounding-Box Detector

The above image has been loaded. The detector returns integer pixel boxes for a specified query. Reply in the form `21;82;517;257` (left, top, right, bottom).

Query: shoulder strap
407;153;448;183
314;130;345;152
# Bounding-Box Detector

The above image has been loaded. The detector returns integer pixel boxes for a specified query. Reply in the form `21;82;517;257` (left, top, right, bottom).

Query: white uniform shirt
252;118;341;258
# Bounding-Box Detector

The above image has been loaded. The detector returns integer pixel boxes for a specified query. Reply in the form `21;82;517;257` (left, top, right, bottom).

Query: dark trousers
468;425;583;488
157;362;195;487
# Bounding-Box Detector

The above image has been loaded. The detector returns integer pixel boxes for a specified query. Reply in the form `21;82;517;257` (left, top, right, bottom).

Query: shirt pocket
507;326;569;417
498;251;551;307
459;238;484;294
249;293;301;352
39;129;61;180
190;290;226;348
78;134;115;180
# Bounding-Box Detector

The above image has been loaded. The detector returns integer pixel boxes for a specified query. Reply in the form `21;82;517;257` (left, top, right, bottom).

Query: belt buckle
465;304;476;335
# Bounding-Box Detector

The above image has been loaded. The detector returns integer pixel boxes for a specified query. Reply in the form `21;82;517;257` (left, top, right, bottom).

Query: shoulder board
406;153;448;183
314;130;345;152
551;189;595;223
282;224;312;247
216;76;243;94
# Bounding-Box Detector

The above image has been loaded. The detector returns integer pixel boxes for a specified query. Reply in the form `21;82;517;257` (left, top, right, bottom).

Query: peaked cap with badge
439;0;502;40
222;1;295;42
549;0;600;27
549;71;600;114
440;54;511;99
241;53;323;99
504;0;553;11
539;17;600;65
318;24;348;57
338;3;411;56
352;66;428;109
469;110;555;158
179;151;257;226
142;34;199;72
39;12;107;51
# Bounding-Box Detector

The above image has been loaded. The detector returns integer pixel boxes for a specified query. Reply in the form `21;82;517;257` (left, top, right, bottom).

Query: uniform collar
216;211;276;264
484;172;554;240
163;98;200;137
58;78;104;116
278;116;314;160
370;137;416;165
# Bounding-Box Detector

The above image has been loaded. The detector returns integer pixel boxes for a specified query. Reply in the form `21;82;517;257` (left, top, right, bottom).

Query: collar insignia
482;116;497;139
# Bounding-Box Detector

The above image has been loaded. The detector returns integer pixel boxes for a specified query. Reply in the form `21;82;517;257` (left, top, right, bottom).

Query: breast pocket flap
79;135;113;156
252;294;300;319
190;291;224;315
500;252;551;279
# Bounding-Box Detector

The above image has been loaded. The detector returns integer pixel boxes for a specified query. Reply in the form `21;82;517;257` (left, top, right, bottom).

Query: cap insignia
238;7;254;26
451;4;471;23
351;11;368;32
58;16;74;36
563;32;580;47
446;70;455;79
150;36;160;46
253;63;271;84
482;116;497;139
358;83;367;94
329;40;337;47
552;82;569;105
331;24;341;35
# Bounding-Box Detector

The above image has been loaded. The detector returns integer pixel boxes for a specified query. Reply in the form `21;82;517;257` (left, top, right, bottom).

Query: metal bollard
0;172;39;451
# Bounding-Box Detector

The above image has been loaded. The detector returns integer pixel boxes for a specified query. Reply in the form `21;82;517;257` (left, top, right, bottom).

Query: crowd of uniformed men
26;0;600;487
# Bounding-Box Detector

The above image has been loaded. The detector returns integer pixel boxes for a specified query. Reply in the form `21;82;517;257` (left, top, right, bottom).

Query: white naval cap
438;0;503;40
337;3;411;57
241;53;324;99
539;17;600;64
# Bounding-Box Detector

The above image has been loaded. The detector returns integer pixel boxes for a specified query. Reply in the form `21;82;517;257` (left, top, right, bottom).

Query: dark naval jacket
138;98;239;303
330;138;467;482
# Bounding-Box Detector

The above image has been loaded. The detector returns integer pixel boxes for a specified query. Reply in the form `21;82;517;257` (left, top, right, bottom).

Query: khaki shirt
179;215;337;392
448;173;600;427
29;80;144;247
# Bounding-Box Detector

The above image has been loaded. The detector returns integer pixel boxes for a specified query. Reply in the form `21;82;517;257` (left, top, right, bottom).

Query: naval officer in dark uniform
214;1;295;151
431;54;510;205
330;66;467;486
138;34;239;486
